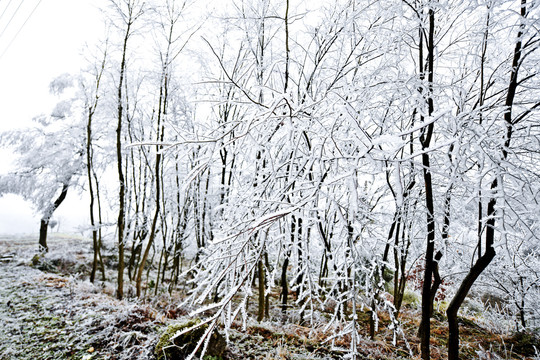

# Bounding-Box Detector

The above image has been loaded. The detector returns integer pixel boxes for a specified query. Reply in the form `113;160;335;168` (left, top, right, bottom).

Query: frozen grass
1;233;538;360
0;234;162;360
0;261;163;360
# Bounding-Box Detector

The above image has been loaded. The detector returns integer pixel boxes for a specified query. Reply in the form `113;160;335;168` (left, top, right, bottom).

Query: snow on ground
0;234;161;360
0;235;344;360
4;234;533;360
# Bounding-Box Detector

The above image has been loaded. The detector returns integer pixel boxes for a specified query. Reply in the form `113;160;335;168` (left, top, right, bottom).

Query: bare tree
109;0;146;300
83;42;109;282
446;1;538;358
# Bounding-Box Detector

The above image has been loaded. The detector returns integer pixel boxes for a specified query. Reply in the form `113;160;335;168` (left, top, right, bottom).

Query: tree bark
39;183;69;252
257;256;266;322
447;247;495;359
419;6;436;360
115;15;132;301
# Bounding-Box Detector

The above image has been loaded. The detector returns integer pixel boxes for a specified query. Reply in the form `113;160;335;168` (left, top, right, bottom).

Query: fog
0;193;89;235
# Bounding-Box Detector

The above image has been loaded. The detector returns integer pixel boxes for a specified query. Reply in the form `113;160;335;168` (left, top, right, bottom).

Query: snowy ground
0;235;161;360
0;235;342;360
2;234;536;360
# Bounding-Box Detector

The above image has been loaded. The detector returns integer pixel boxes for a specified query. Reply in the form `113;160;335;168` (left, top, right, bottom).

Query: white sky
0;0;107;234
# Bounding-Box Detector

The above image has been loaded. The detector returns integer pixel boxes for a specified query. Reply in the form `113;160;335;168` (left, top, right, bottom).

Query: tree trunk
113;0;144;299
281;253;290;315
87;53;106;283
136;17;173;295
38;219;49;252
93;166;106;281
39;183;69;252
115;20;131;300
447;2;527;357
136;200;160;297
257;256;266;322
135;115;164;297
447;247;495;359
419;6;436;360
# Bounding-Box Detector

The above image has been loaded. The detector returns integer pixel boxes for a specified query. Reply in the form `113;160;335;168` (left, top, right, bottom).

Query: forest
1;0;540;359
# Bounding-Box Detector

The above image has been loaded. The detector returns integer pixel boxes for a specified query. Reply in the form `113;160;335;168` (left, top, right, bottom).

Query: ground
0;240;158;359
0;234;343;360
0;234;538;360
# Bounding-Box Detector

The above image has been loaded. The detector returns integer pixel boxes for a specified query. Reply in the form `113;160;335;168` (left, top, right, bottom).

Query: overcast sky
0;0;107;234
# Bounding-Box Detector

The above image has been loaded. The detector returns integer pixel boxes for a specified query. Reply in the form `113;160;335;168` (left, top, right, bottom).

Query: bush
402;289;420;308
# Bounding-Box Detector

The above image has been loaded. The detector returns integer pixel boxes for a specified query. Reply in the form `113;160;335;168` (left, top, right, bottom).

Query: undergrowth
0;234;538;360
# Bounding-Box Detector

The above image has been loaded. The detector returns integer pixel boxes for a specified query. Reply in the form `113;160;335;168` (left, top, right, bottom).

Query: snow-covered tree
0;74;85;251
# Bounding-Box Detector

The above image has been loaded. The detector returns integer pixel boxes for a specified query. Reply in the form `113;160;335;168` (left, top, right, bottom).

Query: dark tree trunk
419;6;436;360
93;167;106;281
447;247;495;359
38;219;49;252
257;256;266;322
447;2;528;359
114;0;143;300
115;19;131;299
281;253;290;315
39;183;69;252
